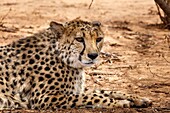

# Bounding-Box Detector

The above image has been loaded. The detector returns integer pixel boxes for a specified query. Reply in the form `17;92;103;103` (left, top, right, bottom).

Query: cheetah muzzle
0;19;152;110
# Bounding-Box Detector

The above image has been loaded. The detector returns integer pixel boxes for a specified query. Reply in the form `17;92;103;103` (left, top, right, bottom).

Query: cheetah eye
96;37;103;43
75;37;84;43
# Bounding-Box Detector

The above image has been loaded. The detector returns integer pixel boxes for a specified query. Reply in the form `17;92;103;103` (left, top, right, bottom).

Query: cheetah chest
73;70;85;94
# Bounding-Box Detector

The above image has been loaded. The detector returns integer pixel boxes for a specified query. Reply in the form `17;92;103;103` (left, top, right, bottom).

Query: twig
0;8;12;26
87;71;115;76
162;54;170;63
151;90;169;94
155;107;170;112
0;26;19;33
108;65;133;69
146;62;170;79
86;71;103;86
92;78;103;86
165;35;170;49
1;36;8;40
88;0;94;9
0;8;18;33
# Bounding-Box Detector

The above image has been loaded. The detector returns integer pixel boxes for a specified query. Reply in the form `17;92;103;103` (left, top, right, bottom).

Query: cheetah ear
92;21;101;27
50;21;64;34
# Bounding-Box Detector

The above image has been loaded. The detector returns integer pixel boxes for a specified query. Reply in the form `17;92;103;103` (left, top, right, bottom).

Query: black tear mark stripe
76;31;86;62
80;32;86;56
80;41;85;55
79;41;85;62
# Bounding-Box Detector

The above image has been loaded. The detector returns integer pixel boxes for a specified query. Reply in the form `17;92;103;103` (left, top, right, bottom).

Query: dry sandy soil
0;0;170;113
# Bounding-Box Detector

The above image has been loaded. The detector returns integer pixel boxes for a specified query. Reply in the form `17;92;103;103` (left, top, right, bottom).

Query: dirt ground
0;0;170;113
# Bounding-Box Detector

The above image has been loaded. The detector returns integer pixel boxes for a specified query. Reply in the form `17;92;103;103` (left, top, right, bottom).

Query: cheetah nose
87;53;98;60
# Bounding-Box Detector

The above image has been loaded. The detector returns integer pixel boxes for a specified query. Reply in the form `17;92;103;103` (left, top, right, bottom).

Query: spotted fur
0;19;152;110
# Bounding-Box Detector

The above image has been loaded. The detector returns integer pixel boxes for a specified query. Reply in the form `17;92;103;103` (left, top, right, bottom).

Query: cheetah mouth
81;59;97;66
84;62;94;64
83;61;96;65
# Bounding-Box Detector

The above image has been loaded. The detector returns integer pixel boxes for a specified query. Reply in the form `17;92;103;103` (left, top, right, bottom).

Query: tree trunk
155;0;170;26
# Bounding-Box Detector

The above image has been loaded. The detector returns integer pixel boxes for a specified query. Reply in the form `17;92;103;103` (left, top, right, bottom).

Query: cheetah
0;19;152;110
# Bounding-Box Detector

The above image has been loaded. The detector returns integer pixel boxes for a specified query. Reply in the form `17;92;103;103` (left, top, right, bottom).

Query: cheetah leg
0;94;27;110
66;93;131;108
34;93;131;110
93;90;152;107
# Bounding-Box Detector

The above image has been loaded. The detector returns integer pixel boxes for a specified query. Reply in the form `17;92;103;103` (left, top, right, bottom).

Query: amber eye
96;37;103;43
75;37;84;43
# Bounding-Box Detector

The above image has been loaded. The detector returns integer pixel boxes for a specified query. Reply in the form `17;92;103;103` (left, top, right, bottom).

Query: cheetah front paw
130;97;152;108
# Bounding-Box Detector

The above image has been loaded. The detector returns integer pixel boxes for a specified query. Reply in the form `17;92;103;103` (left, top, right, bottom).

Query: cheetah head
50;19;104;68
